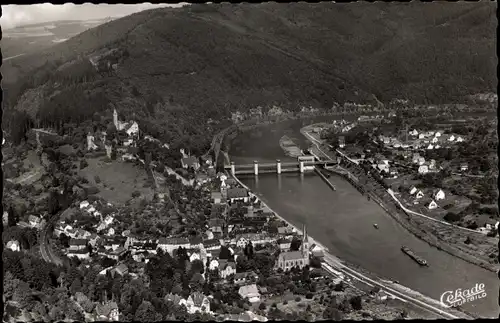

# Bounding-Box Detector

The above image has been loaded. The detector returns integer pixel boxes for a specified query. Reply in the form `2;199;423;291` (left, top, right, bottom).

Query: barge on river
401;246;428;266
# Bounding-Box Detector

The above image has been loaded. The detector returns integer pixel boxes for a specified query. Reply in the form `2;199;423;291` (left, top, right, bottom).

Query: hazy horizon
1;3;189;30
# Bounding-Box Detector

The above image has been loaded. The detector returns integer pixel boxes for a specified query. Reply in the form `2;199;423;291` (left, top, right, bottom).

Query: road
202;125;236;167
3;53;26;61
304;129;488;236
39;214;64;266
230;173;469;319
321;252;467;319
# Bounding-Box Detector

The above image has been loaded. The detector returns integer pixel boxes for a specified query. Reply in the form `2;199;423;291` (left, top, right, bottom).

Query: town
3;107;430;322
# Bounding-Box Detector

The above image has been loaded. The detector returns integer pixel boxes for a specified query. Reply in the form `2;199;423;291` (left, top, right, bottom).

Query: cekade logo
440;283;487;308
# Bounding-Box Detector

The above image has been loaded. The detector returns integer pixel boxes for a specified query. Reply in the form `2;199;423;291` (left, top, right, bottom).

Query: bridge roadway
225;160;336;169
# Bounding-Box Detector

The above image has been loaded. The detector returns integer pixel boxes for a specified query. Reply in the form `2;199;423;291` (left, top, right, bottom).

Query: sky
1;3;188;30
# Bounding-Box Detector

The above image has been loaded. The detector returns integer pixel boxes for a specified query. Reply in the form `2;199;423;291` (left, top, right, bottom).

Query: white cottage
418;165;429;174
433;189;445;201
428;200;438;210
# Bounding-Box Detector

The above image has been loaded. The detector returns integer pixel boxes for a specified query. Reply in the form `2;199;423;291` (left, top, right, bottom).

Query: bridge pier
276;159;282;174
254;160;259;176
300;161;304;173
231;162;235;176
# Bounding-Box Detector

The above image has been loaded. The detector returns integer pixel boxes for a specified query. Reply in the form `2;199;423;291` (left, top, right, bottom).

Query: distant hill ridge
2;2;496;153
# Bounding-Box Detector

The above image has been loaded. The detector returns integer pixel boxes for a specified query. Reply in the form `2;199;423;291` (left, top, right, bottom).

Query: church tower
301;224;309;254
113;109;119;129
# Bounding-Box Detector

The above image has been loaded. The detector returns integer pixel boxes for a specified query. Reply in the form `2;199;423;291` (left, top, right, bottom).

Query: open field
76;157;154;205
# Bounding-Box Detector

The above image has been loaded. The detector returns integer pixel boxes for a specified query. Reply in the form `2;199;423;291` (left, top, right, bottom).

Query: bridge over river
225;154;339;175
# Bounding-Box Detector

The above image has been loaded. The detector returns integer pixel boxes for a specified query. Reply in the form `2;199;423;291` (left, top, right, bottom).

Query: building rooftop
70;238;89;246
227;188;248;199
278;250;307;262
238;284;259;297
158;237;190;245
181;156;198;167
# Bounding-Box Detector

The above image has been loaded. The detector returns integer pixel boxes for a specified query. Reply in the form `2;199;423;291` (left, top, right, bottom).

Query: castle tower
113;109;118;129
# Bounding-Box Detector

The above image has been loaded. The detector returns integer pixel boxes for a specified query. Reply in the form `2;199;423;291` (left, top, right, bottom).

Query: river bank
300;125;498;274
229;173;471;319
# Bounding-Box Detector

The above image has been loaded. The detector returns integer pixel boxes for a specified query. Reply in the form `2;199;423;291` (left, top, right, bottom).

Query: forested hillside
3;2;496;154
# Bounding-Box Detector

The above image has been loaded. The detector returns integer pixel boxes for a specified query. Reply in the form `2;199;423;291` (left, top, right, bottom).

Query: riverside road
229;117;498;318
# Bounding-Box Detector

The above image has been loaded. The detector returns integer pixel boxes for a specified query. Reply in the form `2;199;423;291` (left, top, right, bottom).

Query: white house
189;251;202;263
409;129;418;137
415;190;424;199
6;240;20;252
67;249;90;260
448;135;455;142
377;163;390;173
418;133;425;139
28;215;42;228
80;201;90;209
87;132;98;151
238;284;261;303
186;292;211;314
428;200;438;210
434;131;442;137
227;188;249;203
431;137;439;143
125;122;139;137
427;144;434;150
418;165;429;174
456;136;464;143
211;192;223;204
433;189;445;201
219;261;237;279
409;186;418;195
208;259;219;271
95;301;120;321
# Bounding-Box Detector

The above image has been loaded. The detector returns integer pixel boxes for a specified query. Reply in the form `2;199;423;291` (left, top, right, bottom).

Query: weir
314;167;336;191
227;156;337;175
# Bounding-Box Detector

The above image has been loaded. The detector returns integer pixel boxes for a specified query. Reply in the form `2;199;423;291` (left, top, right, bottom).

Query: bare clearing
77;157;154;205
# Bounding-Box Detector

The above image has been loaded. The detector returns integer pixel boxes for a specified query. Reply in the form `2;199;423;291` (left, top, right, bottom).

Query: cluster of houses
378;129;465;152
42;168;326;319
407;186;446;210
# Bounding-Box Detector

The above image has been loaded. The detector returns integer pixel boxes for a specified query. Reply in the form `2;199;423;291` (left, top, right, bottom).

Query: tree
49;306;65;321
334;281;345;292
290;237;302;251
4;271;21;300
349;295;363;311
135;300;156;322
310;256;322;268
191;259;205;274
219;245;231;260
323;306;343;321
7;205;19;227
59;233;70;248
70;278;82;295
259;302;267;310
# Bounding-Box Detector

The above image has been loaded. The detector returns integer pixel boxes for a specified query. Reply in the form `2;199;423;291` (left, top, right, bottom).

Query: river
229;117;498;318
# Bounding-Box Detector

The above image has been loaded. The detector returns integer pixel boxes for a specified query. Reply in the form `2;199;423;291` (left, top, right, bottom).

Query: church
113;109;139;137
275;224;310;271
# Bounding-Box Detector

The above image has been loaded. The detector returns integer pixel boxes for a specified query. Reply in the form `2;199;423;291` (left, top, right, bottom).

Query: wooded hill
3;2;496;153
